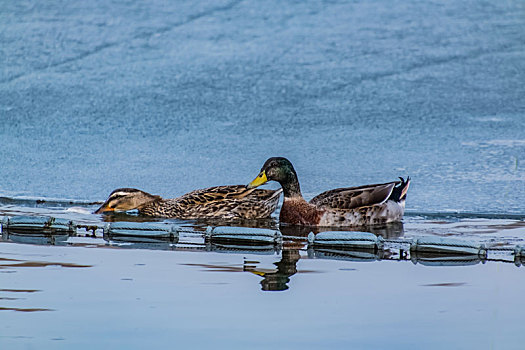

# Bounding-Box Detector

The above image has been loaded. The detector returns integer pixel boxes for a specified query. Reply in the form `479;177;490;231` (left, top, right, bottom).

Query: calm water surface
1;204;524;349
0;230;524;350
1;0;524;348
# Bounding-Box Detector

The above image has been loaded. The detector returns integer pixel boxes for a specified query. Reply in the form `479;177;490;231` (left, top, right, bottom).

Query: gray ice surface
1;0;524;214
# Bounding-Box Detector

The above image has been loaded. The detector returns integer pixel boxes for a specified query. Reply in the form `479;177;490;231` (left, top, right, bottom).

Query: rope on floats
1;215;524;265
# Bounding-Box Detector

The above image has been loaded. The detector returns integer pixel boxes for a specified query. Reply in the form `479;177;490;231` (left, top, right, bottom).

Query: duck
94;185;282;220
247;157;410;227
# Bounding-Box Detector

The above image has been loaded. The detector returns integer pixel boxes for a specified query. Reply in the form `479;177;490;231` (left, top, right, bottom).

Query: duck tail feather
389;176;411;202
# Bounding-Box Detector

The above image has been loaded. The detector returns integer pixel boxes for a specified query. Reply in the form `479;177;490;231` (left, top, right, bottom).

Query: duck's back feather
155;186;282;220
309;182;397;210
176;185;252;204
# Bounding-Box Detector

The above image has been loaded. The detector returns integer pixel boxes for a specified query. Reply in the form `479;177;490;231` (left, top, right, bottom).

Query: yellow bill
247;170;268;189
249;271;266;277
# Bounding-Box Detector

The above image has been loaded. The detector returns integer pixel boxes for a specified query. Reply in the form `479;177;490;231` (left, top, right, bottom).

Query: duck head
247;157;302;197
94;188;162;214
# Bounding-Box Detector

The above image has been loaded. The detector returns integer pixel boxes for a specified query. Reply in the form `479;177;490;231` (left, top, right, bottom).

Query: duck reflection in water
278;221;405;240
246;247;302;292
246;222;405;291
99;216;405;292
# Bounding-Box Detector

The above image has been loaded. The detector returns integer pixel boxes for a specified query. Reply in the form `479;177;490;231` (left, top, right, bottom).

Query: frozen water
1;0;524;215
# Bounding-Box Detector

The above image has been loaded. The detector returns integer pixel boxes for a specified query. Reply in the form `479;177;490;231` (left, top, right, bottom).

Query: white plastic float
205;226;282;245
206;242;279;255
309;248;381;262
4;232;69;246
0;216;522;266
410;253;483;267
1;215;76;234
104;222;179;242
307;231;384;250
410;236;487;258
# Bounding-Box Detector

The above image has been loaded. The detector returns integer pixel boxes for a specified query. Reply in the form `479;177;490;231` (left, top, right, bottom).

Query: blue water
1;0;524;214
0;241;523;350
1;0;525;349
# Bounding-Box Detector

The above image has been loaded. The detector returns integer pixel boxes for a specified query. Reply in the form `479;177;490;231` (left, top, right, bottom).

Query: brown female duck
95;185;282;220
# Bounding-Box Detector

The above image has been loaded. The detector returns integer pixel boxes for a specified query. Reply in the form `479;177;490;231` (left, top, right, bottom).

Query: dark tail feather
388;176;410;202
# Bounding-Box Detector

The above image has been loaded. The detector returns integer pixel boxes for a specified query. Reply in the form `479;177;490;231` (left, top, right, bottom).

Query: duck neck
280;172;303;199
137;195;163;210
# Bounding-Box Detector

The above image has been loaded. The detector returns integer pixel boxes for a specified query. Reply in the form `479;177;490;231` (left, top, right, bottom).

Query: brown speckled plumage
309;182;396;209
95;185;282;220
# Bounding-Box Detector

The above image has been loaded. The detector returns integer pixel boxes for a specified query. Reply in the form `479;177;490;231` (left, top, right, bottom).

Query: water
1;0;525;348
0;231;524;349
1;0;524;213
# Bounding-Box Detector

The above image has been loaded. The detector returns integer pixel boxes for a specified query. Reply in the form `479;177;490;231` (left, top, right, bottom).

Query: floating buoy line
1;215;524;267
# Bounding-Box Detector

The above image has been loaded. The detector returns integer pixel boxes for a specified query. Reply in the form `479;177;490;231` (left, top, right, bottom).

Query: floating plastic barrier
206;242;279;255
410;252;483;267
106;240;173;251
2;232;69;246
410;237;487;258
1;216;76;234
104;222;178;242
205;226;282;245
309;247;381;262
108;236;175;245
307;231;383;250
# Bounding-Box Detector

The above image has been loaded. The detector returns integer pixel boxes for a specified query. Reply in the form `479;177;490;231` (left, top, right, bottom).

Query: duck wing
175;185;282;205
309;182;398;210
172;186;282;219
175;185;254;204
245;188;283;201
230;188;283;219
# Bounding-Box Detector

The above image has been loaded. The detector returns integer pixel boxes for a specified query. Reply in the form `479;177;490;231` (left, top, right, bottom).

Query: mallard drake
94;185;282;220
247;157;410;227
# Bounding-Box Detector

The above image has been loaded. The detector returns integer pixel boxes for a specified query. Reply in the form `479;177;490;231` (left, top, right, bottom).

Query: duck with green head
247;157;410;227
